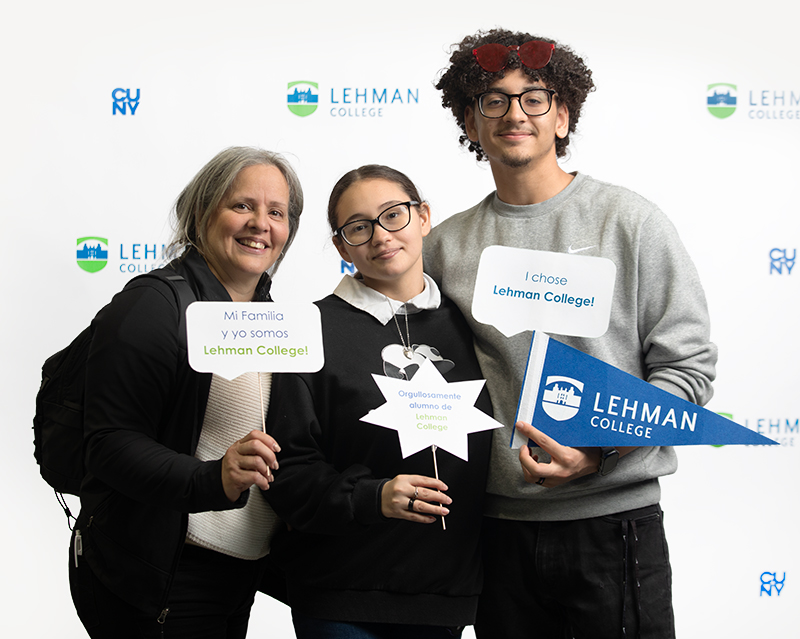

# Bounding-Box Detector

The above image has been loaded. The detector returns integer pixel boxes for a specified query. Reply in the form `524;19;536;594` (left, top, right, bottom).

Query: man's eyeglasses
475;89;556;118
333;201;419;246
472;41;555;73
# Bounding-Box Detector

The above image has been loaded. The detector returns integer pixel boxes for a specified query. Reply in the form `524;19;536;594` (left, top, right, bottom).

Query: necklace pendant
403;347;414;359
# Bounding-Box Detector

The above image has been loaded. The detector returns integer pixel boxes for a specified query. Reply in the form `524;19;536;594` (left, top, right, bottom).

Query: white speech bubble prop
187;302;324;380
472;246;617;338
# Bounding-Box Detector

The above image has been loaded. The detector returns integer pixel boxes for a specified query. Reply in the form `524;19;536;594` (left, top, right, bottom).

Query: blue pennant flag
512;332;777;447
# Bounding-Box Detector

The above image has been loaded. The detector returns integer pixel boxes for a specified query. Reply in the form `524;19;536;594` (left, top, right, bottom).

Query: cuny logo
541;376;583;421
707;83;737;119
112;88;140;115
76;237;109;273
287;81;318;117
760;572;785;596
770;248;796;274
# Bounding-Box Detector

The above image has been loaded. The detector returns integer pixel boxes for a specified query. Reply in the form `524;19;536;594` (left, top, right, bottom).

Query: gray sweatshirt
423;172;717;521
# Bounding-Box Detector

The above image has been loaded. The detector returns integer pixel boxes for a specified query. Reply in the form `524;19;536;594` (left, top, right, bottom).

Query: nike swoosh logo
567;244;595;254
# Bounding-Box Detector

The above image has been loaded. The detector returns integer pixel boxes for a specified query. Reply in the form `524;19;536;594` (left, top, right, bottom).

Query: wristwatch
597;447;619;476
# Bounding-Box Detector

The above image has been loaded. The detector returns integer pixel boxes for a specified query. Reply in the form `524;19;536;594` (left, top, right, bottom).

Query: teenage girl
264;165;493;638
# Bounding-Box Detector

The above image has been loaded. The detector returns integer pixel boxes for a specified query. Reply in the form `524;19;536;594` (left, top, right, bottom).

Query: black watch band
598;447;619;476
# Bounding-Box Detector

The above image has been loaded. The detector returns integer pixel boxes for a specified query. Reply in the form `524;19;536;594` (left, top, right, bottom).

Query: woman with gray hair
68;146;303;638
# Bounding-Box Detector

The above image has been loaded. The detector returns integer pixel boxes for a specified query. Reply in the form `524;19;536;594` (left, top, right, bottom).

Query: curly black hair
435;28;595;160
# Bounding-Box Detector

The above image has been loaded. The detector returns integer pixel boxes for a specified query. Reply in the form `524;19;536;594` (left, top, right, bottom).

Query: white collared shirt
333;273;441;325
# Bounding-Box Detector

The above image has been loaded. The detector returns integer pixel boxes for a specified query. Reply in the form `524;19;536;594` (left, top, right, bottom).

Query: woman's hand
380;474;451;523
221;430;281;502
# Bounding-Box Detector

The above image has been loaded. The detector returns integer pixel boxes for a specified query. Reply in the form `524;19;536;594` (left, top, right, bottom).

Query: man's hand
516;421;600;488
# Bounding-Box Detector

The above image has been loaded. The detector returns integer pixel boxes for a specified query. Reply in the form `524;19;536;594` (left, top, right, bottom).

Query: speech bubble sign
187;302;324;380
472;246;616;338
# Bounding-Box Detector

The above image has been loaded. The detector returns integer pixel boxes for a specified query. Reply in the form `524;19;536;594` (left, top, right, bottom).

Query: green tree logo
287;81;318;117
707;83;737;119
76;237;109;273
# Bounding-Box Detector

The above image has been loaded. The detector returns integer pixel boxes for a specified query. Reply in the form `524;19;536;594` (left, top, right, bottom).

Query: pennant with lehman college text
511;331;777;448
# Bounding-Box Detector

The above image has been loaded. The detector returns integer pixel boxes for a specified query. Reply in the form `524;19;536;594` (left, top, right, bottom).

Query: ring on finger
407;498;416;512
536;477;546;485
414;487;419;499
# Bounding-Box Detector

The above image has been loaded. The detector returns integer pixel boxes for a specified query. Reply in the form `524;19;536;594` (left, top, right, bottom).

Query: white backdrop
2;1;797;636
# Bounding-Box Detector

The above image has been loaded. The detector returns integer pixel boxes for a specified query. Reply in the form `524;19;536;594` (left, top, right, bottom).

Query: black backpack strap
159;273;196;350
127;270;197;349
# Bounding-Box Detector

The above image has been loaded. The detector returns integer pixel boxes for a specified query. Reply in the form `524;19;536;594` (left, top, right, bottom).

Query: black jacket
74;250;272;617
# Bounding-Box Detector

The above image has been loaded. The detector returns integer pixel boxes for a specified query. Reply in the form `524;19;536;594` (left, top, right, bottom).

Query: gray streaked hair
168;146;304;273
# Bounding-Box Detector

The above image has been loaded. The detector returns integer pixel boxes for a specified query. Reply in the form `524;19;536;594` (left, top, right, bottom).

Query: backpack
33;269;196;527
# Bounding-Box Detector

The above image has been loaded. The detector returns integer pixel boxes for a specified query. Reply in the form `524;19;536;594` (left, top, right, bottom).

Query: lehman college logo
541;376;583;421
287;81;318;117
707;83;737;119
76;236;109;273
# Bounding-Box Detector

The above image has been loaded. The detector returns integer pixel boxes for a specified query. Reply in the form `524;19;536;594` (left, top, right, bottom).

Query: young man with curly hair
423;28;717;639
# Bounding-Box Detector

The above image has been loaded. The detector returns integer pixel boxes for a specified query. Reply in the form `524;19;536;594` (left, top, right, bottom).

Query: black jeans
70;542;268;638
475;505;675;639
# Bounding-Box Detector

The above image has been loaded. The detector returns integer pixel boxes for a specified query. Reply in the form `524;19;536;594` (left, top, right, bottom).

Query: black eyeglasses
333;201;419;246
475;89;556;119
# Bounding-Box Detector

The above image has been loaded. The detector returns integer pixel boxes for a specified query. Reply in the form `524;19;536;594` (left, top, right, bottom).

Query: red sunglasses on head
472;40;555;73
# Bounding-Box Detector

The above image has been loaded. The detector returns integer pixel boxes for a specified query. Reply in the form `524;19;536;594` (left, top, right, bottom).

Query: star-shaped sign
360;359;502;461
